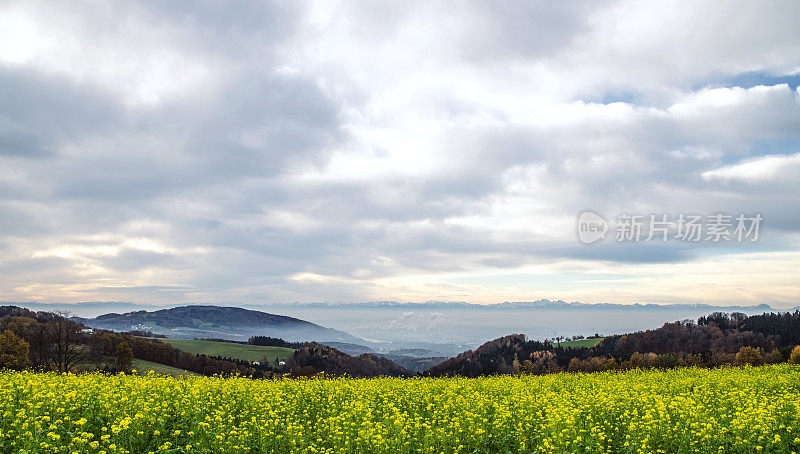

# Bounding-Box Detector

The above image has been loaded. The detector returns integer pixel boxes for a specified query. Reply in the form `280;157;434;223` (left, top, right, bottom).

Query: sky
0;0;799;308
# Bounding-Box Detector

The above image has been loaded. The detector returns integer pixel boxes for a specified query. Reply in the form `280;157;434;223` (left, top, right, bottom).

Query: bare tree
2;316;50;369
47;312;87;372
115;342;133;373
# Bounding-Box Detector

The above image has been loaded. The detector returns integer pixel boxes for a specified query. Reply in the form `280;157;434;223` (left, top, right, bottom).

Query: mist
246;305;777;351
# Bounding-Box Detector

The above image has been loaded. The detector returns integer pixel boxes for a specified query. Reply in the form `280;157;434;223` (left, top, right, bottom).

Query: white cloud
0;1;799;306
0;2;220;107
703;152;800;184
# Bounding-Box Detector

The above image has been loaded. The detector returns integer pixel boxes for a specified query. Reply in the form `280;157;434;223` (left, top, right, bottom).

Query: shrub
789;346;800;365
734;346;763;366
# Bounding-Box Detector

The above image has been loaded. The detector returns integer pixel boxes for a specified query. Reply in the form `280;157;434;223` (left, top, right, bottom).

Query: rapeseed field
1;365;799;453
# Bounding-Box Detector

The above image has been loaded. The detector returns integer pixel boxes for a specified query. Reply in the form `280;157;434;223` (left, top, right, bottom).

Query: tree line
0;306;277;377
283;343;411;377
0;305;411;378
0;306;90;372
426;311;800;377
206;335;412;377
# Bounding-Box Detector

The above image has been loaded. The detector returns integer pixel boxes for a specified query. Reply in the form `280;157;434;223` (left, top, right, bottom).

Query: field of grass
75;355;196;377
131;359;197;376
554;337;604;348
156;338;295;364
3;364;800;453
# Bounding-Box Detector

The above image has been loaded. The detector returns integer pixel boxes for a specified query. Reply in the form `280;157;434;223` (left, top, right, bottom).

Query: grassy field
158;338;295;364
554;337;604;348
76;355;196;377
3;364;799;453
131;359;197;376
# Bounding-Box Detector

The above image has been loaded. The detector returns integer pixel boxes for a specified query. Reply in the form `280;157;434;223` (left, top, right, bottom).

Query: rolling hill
77;305;364;343
158;338;294;364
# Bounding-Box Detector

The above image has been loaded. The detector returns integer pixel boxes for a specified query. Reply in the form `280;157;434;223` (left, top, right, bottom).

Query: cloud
702;152;800;185
0;1;799;306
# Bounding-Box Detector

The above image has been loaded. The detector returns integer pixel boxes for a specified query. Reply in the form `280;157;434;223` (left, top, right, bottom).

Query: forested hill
0;305;412;378
76;305;362;343
284;343;412;377
425;310;800;377
0;305;268;377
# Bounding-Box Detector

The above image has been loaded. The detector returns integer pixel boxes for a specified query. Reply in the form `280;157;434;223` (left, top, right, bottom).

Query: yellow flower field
1;365;799;453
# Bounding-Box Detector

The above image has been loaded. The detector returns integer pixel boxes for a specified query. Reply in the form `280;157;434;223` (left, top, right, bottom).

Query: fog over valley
7;300;783;356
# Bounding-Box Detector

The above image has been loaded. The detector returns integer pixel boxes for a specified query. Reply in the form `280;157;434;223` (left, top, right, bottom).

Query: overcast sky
1;1;799;308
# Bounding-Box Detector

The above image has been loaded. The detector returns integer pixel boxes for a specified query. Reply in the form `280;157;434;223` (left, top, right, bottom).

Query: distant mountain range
75;305;364;344
245;299;783;312
8;299;793;315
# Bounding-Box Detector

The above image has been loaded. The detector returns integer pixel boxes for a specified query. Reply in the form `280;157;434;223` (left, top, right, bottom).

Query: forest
426;311;800;377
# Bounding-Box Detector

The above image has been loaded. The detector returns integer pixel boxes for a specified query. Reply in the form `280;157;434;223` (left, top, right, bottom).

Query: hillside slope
78;305;362;343
158;339;295;364
287;343;412;377
425;310;800;377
